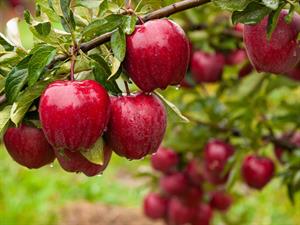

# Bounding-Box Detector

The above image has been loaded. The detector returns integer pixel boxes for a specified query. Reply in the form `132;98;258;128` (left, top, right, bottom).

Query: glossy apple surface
151;146;179;173
3;124;55;169
191;51;225;83
242;155;275;189
39;80;110;152
244;10;300;74
185;160;205;186
160;172;189;196
226;49;247;65
55;144;112;176
144;193;169;220
124;19;190;92
106;93;167;160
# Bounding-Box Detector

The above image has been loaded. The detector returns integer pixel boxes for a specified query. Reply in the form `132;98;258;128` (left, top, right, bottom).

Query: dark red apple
209;191;232;211
160;172;189;196
226;49;247;65
39;80;110;152
181;186;203;206
242;155;275;189
144;193;169;220
124;19;190;92
192;203;213;225
151;146;179;173
234;23;244;33
185;159;205;186
3;124;55;169
8;0;21;7
168;198;195;225
286;66;300;81
244;10;300;74
191;51;225;83
204;139;234;174
239;62;253;78
55;143;112;176
106;93;167;160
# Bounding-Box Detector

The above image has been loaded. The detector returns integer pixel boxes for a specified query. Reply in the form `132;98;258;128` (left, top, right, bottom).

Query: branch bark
48;0;211;69
0;94;7;105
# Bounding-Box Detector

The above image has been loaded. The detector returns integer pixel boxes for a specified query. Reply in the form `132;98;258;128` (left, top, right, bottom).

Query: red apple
239;62;253;78
3;124;55;169
124;19;190;92
106;93;167;160
8;0;21;7
160;172;189;196
244;10;300;74
225;49;247;65
192;203;213;225
144;193;169;220
234;23;244;33
191;51;225;83
242;155;275;189
151;146;179;173
286;66;300;81
204;140;234;174
168;198;195;225
39;80;110;152
55;143;112;176
209;191;232;211
185;159;205;186
181;186;203;206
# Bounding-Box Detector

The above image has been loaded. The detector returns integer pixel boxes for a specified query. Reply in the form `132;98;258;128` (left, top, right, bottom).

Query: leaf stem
124;81;130;95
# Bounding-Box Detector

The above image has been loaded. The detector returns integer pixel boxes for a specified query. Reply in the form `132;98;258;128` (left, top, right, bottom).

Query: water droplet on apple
49;164;54;168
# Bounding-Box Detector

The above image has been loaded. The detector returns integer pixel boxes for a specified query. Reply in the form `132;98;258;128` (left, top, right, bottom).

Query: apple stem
124;81;130;95
70;45;77;81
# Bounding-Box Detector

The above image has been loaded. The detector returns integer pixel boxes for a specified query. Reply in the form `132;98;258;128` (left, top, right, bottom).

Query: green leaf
60;0;76;31
98;0;108;17
75;0;100;8
10;81;49;126
82;14;123;40
28;45;56;87
90;54;122;95
262;0;279;10
0;52;21;66
81;137;104;164
232;2;272;25
122;15;138;35
107;57;121;81
0;33;14;51
212;0;253;11
0;105;12;133
5;56;31;104
34;21;51;36
111;28;126;62
267;5;284;39
154;91;189;123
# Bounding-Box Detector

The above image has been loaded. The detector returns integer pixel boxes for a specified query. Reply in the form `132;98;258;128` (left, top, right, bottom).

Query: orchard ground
0;144;300;225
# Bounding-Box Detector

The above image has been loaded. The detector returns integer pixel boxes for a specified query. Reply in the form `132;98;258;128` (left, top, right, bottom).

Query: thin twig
0;94;6;105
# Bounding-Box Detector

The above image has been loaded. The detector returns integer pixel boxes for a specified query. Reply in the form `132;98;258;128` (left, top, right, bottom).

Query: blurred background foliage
0;0;300;224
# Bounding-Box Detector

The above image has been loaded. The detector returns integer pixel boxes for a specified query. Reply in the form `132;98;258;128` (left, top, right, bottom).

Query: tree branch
0;94;6;105
48;0;211;69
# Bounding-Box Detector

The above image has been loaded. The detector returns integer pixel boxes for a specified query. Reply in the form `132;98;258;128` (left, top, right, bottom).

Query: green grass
0;144;300;225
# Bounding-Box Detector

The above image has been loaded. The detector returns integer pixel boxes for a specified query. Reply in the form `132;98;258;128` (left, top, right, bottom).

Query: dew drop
49;164;54;168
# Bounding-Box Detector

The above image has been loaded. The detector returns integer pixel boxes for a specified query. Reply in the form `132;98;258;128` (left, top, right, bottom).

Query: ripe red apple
192;203;213;225
204;139;234;174
209;191;232;212
124;19;190;92
160;172;189;196
191;51;225;83
3;124;55;169
151;146;179;173
39;80;110;152
144;193;169;220
185;159;205;186
181;186;203;206
239;62;253;78
225;49;247;65
168;198;195;225
286;66;300;81
242;155;275;189
106;93;167;160
234;23;244;33
55;143;112;176
8;0;21;7
244;10;300;74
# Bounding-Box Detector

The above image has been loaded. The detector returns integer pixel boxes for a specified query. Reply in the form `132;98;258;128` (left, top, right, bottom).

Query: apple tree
0;0;300;224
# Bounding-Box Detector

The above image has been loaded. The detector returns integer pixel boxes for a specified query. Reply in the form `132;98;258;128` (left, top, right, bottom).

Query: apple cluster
2;18;190;176
144;140;276;225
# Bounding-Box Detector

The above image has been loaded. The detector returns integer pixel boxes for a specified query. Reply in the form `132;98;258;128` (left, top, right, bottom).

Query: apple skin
144;193;169;220
204;140;234;174
225;49;247;66
39;80;110;152
124;19;190;92
55;144;112;177
3;124;55;169
168;198;195;225
151;146;179;174
242;155;275;189
185;160;205;186
244;10;300;74
8;0;21;7
209;191;232;212
191;203;213;225
191;51;225;83
160;172;189;196
105;93;167;160
239;62;253;78
181;186;203;206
